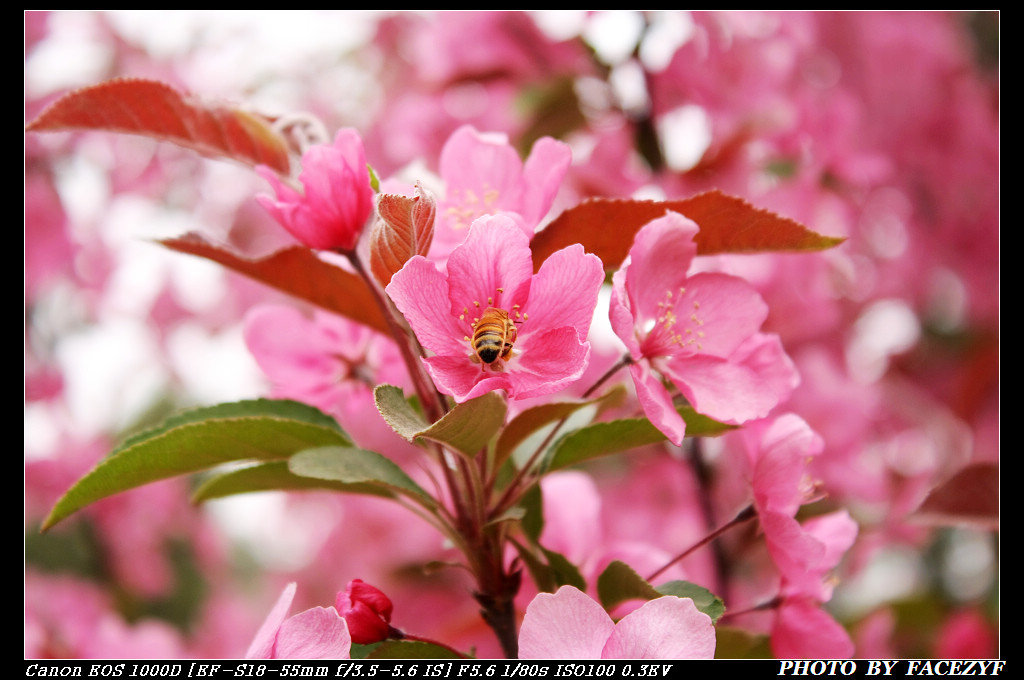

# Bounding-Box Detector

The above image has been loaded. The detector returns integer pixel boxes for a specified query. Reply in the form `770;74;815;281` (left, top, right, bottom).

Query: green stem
390;629;472;659
491;353;634;517
342;250;447;423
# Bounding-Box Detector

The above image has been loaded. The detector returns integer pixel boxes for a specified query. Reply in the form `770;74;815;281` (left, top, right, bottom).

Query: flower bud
335;579;394;644
369;181;436;286
257;128;374;252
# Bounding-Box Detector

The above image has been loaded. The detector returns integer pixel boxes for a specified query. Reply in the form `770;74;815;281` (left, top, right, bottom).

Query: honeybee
471;307;518;364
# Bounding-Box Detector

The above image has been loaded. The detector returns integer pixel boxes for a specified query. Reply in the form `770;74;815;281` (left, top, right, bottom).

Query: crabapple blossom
935;608;998;659
771;595;854;659
335;579;395;644
431;124;572;259
256;128;374;252
386;214;603;402
518;585;716;659
610;211;798;444
245;582;351;660
24;10;998;662
734;415;858;598
242;305;427;461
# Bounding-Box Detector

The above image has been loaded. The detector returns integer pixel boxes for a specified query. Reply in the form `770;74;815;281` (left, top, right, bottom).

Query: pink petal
518;586;616;659
661;354;782;424
749;414;824;516
802;510;858;568
609;268;643;359
273;607;351;659
514;324;589;387
539;472;603;566
519;135;572;228
622;212;699;322
750;413;824;464
640;272;769;360
772;598;854;659
523;243;604;341
245;582;297;659
243;306;338;392
761;510;828;591
424;355;513;403
630;361;686;446
438;126;525;233
386;256;467;356
729;334;800;408
602;597;716;659
445;215;533;315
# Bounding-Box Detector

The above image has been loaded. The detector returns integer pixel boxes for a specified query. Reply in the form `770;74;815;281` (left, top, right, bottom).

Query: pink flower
935;608;998;659
243;304;424;460
734;415;858;601
431;125;572;259
257;128;374;252
743;414;826;519
518;586;716;659
386;214;604;402
335;579;395;645
609;211;798;445
245;583;351;659
771;596;854;659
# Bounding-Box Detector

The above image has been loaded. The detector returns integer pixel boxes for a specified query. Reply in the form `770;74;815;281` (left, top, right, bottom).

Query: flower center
445;184;501;231
459;291;526;366
646;286;705;355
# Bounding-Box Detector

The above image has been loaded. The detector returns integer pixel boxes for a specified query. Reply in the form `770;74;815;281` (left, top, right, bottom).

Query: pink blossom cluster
26;11;997;660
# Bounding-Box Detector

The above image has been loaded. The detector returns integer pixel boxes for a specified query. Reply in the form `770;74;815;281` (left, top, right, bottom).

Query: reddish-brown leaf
160;233;389;335
26;78;291;175
529;190;845;271
912;462;998;530
369;182;437;287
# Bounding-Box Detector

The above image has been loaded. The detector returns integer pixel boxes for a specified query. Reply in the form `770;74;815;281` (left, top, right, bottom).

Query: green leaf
656;581;726;623
596;560;663;611
547;417;664;472
518;483;544;543
364;639;464;659
42;400;351;531
713;626;773;659
288;446;437;510
597;561;725;622
677;405;738;437
494;389;624;470
510;540;586;595
486;505;527;526
119;398;348;449
512;542;556;595
417;391;506;457
541;547;587;592
547;406;734;472
375;385;507;457
191;461;392;503
374;384;430;440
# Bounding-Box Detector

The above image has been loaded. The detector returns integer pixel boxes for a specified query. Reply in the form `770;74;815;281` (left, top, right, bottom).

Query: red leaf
529;190;845;271
912;462;998;530
160;233;389;335
26;78;291;175
369;182;437;287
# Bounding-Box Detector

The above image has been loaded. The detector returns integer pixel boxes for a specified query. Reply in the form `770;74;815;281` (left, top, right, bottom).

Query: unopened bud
335;579;395;645
369;181;436;286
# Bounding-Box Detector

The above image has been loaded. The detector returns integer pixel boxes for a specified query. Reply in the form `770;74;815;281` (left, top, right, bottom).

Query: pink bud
335;579;394;644
257;128;374;252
